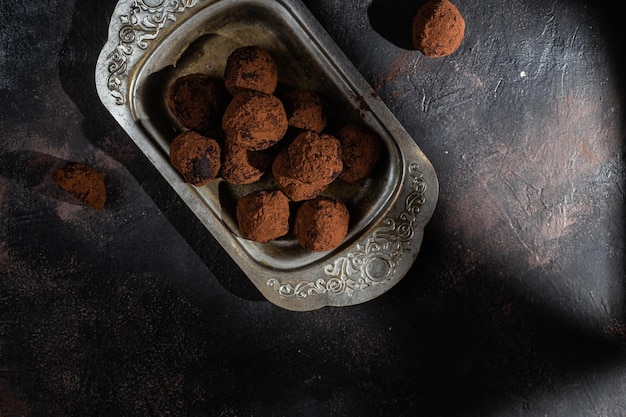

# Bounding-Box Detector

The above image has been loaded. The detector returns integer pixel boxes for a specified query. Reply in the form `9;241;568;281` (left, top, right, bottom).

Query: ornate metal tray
96;0;438;311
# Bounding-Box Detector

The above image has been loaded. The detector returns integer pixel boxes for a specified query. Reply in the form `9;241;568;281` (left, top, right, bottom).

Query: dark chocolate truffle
52;162;106;210
236;189;291;243
223;45;278;95
166;73;227;136
169;131;221;187
222;90;288;151
220;140;274;185
412;0;465;58
281;89;327;133
337;124;383;183
286;130;343;185
294;196;349;252
272;146;329;202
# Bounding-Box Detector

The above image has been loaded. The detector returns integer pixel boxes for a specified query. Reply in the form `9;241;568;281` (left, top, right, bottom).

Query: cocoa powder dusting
412;0;465;58
223;45;278;95
281;89;327;133
220;141;273;185
221;90;288;151
286;131;343;185
169;131;221;187
52;162;106;210
375;51;414;91
272;146;329;202
236;190;290;243
166;73;227;136
294;196;349;252
337;124;383;183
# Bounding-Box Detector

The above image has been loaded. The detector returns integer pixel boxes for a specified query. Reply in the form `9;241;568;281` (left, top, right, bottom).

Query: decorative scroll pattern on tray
106;0;199;104
267;163;427;299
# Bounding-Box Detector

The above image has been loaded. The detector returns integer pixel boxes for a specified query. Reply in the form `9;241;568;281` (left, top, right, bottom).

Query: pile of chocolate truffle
166;45;382;252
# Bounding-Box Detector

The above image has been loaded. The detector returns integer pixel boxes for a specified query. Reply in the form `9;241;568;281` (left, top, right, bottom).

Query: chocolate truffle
220;140;274;185
281;89;327;133
412;0;465;58
236;190;291;243
294;196;349;252
336;124;383;183
222;90;288;151
166;73;227;136
272;146;328;202
223;45;278;95
169;130;221;187
52;162;106;210
271;130;343;201
286;130;343;185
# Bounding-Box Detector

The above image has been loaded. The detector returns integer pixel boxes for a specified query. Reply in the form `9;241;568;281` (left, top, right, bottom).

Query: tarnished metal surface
96;0;438;310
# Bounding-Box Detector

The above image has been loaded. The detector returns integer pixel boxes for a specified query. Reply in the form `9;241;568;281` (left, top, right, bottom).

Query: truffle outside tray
96;0;439;311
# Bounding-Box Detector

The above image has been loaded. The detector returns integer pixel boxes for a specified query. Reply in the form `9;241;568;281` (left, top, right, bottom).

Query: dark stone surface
1;0;624;416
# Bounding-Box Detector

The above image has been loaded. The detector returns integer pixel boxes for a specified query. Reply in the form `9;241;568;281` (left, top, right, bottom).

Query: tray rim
95;0;439;311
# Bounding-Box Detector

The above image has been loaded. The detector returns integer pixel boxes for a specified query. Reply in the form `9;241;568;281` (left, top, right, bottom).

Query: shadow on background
367;0;424;49
0;150;82;208
0;150;65;192
586;0;626;101
399;225;626;414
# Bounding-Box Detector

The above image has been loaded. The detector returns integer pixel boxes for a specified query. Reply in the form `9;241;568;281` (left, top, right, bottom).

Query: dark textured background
1;0;625;416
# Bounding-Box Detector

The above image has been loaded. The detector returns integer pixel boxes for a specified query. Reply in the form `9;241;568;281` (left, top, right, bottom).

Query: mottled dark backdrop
1;0;625;416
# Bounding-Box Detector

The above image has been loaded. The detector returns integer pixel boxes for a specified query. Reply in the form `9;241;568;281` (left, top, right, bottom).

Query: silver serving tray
96;0;438;311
